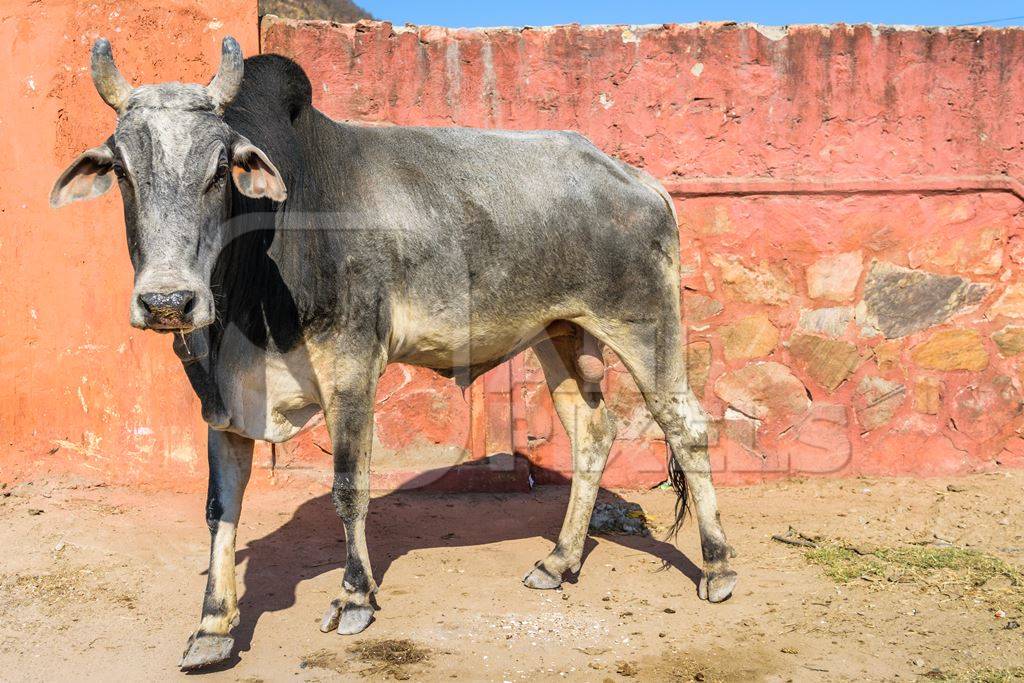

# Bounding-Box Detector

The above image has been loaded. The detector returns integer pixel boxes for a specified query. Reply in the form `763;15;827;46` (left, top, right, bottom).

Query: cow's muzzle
132;287;214;332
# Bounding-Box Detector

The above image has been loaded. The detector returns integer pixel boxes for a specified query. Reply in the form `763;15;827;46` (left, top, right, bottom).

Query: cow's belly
387;299;552;369
215;329;322;443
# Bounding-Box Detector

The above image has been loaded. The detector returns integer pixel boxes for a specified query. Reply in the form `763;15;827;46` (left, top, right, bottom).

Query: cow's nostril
171;290;196;315
138;293;160;313
139;290;197;317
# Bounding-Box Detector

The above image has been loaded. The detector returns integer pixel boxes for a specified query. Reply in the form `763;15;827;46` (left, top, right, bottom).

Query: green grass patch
805;544;885;583
805;543;1022;590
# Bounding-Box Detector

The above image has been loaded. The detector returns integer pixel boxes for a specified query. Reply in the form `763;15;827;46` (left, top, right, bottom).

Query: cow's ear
231;142;287;202
50;145;116;208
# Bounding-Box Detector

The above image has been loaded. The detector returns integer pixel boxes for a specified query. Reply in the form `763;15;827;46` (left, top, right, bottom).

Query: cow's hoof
320;599;374;635
337;604;375;635
698;569;738;603
179;633;234;671
522;562;563;590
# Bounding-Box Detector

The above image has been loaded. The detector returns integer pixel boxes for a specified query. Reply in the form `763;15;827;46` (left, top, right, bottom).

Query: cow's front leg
180;429;254;670
318;371;380;636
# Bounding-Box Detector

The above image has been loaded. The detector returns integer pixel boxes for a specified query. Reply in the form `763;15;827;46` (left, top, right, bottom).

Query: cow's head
51;37;286;332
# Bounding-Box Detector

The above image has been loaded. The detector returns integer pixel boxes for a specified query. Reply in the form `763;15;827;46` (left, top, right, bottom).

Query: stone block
855;376;906;432
711;254;795;305
714;361;811;422
720;314;779;361
910;329;989;372
789;333;861;391
806;250;863;302
858;261;990;338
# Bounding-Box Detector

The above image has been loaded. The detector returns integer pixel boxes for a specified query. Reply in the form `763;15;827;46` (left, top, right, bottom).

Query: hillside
259;0;372;22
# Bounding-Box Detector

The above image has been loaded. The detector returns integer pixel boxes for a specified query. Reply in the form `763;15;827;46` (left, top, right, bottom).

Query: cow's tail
613;161;692;535
638;169;691;536
667;450;690;536
645;173;691;536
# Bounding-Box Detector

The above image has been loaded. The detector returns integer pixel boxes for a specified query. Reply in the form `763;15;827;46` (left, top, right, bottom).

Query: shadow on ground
224;457;702;666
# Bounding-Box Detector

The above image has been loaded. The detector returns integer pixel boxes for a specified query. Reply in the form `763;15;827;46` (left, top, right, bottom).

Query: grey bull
51;37;736;669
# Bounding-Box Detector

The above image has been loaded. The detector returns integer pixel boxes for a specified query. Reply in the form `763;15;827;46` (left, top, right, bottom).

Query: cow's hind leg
319;363;381;636
180;429;254;670
582;315;736;603
523;326;615;589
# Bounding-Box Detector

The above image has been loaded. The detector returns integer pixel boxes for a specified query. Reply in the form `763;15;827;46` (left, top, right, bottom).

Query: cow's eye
112;163;127;181
206;162;229;193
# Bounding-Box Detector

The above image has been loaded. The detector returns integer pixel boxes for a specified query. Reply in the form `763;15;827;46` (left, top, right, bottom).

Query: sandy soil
0;470;1022;682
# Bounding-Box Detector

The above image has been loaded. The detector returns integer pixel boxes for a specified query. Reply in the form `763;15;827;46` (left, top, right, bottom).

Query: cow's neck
173;194;313;430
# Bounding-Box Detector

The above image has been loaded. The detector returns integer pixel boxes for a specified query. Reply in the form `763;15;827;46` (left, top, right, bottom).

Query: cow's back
306;122;679;369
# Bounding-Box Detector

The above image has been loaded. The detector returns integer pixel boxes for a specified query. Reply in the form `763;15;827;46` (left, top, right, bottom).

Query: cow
51;37;736;670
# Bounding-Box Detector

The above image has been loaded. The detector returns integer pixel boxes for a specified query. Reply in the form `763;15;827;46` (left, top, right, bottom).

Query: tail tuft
667;455;689;537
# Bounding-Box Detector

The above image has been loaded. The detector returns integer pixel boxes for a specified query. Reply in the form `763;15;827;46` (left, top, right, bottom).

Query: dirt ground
0;470;1022;682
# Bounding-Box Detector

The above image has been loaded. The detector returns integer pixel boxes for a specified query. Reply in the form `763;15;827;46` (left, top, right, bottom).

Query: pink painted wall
0;0;259;486
6;10;1024;489
262;18;1024;487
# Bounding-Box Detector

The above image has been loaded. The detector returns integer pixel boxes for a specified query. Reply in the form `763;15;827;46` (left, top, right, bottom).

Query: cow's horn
207;36;243;114
91;38;132;113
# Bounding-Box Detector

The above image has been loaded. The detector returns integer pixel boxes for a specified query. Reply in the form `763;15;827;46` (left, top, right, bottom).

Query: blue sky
358;1;1024;29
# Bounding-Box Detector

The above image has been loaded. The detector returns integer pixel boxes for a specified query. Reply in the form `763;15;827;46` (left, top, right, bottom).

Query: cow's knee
659;397;710;458
205;499;223;534
331;472;366;521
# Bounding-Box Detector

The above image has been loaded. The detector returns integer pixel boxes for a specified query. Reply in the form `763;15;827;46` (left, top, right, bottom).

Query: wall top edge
260;15;1024;41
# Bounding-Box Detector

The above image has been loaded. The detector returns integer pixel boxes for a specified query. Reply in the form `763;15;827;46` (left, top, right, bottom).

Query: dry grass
300;648;348;674
10;568;90;604
349;638;430;679
1;563;138;620
929;667;1024;682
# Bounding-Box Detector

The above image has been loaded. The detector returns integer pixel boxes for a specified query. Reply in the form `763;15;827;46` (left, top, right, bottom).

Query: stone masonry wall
5;11;1024;490
263;18;1024;487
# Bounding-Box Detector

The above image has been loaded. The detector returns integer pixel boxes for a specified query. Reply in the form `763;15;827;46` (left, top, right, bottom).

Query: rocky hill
259;0;372;22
